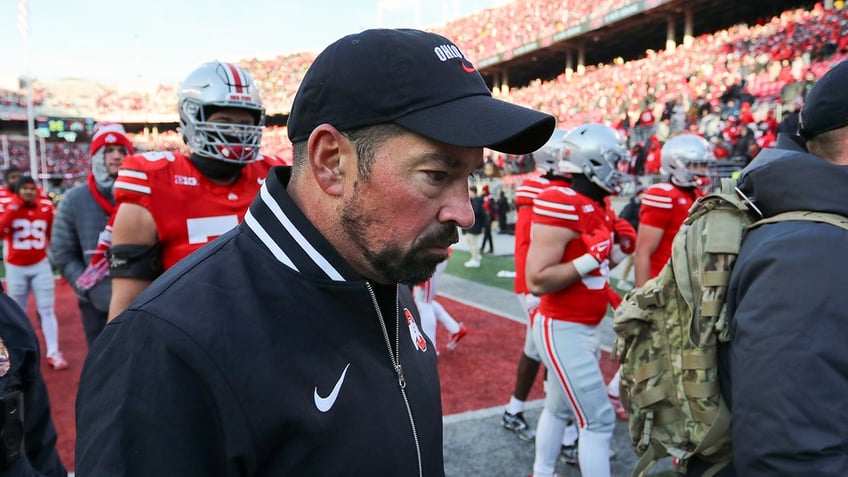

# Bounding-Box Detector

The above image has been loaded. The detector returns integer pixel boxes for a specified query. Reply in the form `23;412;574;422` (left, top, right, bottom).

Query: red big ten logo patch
404;308;428;352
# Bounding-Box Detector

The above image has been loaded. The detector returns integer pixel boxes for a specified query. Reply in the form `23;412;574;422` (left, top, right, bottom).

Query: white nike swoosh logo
313;363;350;413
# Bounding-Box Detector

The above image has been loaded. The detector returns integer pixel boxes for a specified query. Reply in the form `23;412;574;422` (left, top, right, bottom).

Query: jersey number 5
186;215;239;245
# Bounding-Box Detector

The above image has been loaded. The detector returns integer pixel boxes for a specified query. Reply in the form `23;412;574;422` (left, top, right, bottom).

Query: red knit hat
89;122;134;155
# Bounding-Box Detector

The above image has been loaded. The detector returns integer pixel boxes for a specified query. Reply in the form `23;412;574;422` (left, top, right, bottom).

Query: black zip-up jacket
76;166;444;476
0;293;66;477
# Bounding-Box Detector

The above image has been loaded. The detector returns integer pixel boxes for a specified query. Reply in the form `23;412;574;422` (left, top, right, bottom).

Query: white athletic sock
533;408;567;477
607;368;621;397
38;306;60;357
506;396;525;415
414;294;438;348
434;301;461;334
577;428;612;477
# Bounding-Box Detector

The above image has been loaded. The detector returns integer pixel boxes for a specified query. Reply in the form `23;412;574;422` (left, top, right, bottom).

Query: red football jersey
531;186;612;325
0;197;54;266
513;175;570;294
113;151;281;270
638;183;703;278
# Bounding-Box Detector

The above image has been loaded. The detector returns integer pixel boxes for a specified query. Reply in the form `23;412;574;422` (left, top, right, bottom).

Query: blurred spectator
497;190;510;234
49;122;134;348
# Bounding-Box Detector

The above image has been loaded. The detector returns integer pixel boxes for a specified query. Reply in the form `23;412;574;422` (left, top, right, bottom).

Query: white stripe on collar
243;209;298;271
249;184;346;281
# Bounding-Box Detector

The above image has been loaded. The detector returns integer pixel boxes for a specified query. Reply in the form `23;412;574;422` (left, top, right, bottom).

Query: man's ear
306;124;351;196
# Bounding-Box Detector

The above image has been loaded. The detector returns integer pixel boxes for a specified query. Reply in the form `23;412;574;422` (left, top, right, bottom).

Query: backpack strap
633;442;666;477
748;210;848;232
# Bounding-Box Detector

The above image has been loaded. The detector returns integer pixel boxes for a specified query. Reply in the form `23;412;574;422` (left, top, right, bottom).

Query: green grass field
444;249;516;291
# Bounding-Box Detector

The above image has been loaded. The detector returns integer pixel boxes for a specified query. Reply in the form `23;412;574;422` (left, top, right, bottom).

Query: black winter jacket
0;294;66;477
76;167;444;476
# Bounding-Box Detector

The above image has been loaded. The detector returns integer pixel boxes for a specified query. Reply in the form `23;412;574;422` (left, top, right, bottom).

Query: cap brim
394;95;556;155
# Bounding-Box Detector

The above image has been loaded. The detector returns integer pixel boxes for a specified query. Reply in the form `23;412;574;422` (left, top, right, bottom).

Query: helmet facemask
581;147;626;195
667;158;709;188
177;62;266;164
661;134;714;188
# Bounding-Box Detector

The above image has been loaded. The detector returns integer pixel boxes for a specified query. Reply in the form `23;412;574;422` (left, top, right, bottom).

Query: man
717;59;848;475
633;133;712;288
526;124;627;477
462;185;485;267
625;134;712;420
0;293;67;477
479;184;495;254
0;167;23;202
502;128;573;443
413;252;467;352
496;190;509;233
0;176;66;371
502;128;583;465
0;168;51;211
75;28;555;476
49;122;133;347
775;96;805;150
0;166;25;294
105;61;281;319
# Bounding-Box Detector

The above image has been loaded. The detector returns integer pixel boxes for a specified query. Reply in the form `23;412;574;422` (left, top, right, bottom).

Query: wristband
610;244;628;265
572;253;601;277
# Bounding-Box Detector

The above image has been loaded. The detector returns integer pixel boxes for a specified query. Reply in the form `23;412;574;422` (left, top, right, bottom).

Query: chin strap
189;153;247;182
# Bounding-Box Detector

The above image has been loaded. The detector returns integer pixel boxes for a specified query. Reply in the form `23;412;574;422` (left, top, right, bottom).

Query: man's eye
424;171;448;184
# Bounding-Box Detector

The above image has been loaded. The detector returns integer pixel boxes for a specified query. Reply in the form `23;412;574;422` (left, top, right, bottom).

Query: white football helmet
560;123;629;194
661;134;714;187
532;128;568;174
178;62;265;163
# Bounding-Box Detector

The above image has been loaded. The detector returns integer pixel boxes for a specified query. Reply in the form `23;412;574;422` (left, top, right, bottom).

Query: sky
2;0;508;88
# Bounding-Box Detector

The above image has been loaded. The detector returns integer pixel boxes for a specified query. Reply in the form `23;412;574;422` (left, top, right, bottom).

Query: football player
0;166;50;214
526;124;629;477
503;128;577;447
107;61;282;319
0;176;67;370
633;133;713;288
412;249;467;352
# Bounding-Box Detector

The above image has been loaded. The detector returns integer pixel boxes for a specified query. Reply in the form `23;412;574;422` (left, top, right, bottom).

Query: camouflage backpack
612;178;848;476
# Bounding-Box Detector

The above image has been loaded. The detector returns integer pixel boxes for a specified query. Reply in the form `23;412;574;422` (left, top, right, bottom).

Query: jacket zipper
366;282;423;477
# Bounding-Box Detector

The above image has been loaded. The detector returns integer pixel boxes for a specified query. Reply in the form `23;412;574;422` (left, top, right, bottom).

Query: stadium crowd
2;2;847;192
431;0;635;64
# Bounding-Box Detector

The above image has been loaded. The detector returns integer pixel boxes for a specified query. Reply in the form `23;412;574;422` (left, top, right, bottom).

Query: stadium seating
3;2;848;189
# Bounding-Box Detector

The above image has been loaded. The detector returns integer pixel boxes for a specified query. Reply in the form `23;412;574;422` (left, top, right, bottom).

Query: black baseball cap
800;60;848;140
287;28;556;155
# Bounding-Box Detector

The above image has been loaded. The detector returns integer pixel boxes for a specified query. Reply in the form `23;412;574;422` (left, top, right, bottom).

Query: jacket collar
243;166;363;282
